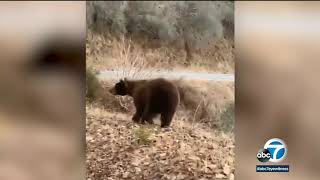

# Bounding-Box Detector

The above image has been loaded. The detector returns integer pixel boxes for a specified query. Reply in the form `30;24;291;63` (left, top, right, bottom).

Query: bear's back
145;78;179;113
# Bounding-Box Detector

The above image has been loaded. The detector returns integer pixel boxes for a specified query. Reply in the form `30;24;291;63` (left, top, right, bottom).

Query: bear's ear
123;78;129;88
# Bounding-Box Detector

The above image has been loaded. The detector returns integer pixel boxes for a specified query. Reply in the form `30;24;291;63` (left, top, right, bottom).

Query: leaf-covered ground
86;105;235;180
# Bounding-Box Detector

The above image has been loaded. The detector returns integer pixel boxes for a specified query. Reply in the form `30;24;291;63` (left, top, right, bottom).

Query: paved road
97;70;234;82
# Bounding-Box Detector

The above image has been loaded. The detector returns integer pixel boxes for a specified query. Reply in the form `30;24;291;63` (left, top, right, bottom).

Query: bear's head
109;78;129;96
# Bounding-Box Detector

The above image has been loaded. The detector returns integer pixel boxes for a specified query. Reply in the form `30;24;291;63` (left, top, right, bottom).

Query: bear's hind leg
144;113;157;124
160;110;175;128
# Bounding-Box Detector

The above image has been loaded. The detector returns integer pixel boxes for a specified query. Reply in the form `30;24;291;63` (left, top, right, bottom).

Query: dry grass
112;35;162;80
95;78;234;132
86;28;235;180
86;30;234;73
86;74;235;179
174;79;235;131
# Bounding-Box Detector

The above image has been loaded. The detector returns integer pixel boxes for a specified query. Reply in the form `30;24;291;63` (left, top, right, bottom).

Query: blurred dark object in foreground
0;2;85;180
236;2;320;180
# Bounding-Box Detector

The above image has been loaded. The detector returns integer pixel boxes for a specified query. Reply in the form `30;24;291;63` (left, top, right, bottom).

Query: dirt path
97;70;235;82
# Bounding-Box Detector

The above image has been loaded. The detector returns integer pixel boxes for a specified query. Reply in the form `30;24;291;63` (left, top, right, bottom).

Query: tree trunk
184;40;192;64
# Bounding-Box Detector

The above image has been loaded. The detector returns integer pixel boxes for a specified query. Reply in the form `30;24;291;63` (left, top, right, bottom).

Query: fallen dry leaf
86;102;235;180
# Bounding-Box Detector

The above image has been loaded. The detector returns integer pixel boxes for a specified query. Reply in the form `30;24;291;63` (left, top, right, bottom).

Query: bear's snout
109;87;116;95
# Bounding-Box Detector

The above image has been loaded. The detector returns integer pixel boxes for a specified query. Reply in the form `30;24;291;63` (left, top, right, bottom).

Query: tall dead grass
93;77;234;132
174;79;234;131
86;30;234;73
112;35;161;80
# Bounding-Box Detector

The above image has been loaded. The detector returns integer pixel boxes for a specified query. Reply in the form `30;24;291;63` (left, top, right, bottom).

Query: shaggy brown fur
109;78;180;127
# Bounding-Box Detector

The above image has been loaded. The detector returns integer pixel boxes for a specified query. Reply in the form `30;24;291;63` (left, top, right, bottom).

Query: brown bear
109;78;180;128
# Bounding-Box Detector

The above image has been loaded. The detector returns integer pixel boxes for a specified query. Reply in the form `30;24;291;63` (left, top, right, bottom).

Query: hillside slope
86;104;235;180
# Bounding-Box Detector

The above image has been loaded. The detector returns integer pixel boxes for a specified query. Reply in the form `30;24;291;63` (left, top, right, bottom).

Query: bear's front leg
132;113;140;123
140;103;150;124
132;107;143;123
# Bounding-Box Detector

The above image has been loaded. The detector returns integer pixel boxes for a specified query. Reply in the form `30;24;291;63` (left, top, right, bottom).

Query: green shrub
132;126;154;146
86;67;102;102
87;1;234;49
219;103;234;133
